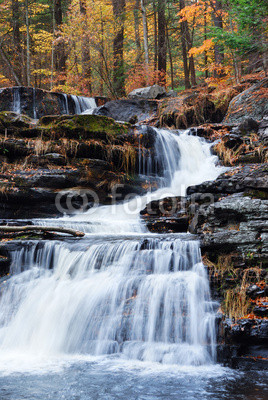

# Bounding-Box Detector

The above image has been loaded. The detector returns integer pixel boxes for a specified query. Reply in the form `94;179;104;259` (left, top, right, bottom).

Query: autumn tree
157;0;167;83
80;0;92;93
54;0;67;83
112;0;126;97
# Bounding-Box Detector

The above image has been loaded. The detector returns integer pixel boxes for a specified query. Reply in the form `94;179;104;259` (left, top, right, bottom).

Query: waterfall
62;93;69;114
0;128;224;367
47;129;224;234
12;87;21;113
33;88;37;119
70;95;97;114
80;96;97;114
0;238;216;365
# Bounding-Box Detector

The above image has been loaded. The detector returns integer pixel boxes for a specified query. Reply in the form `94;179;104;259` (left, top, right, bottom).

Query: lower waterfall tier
0;237;216;366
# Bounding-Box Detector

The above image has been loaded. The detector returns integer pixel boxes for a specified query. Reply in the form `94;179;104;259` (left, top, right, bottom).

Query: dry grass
214;141;236;165
223;267;262;320
107;143;136;175
203;254;264;320
30;137;52;156
204;254;238;280
224;288;250;320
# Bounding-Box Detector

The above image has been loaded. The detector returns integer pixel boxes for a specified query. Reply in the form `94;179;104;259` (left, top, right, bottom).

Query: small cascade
70;95;97;114
12;87;21;113
80;96;97;114
0;238;216;365
32;88;37;119
62;93;69;114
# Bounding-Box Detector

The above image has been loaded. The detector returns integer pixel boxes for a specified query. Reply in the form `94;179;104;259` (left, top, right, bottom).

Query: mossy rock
44;114;131;140
0;111;34;129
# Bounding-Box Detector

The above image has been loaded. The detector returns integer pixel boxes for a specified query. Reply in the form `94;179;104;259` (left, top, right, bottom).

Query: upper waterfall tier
38;129;224;234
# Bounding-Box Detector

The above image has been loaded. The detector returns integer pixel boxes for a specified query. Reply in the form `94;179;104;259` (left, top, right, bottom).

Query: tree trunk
0;225;85;237
11;0;23;84
179;0;190;89
54;0;67;83
112;0;126;97
140;0;149;66
25;0;31;86
180;0;196;86
134;0;142;63
166;23;174;89
157;0;167;84
213;0;224;77
204;5;208;79
0;46;22;85
51;0;55;90
80;0;92;93
153;0;158;71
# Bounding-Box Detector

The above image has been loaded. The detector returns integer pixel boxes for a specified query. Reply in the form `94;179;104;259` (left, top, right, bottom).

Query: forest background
0;0;267;98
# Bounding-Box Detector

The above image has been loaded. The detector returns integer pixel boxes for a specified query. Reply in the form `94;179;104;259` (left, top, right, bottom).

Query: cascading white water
0;128;224;367
70;95;97;114
0;238;216;365
12;87;21;113
62;93;69;114
45;129;224;234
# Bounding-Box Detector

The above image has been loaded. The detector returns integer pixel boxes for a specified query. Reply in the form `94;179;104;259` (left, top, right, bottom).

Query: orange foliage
125;63;168;93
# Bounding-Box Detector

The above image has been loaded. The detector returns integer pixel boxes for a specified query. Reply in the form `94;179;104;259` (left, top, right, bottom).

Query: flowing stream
0;128;267;399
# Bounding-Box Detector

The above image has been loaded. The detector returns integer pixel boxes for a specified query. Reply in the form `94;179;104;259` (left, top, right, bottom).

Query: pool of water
0;356;267;400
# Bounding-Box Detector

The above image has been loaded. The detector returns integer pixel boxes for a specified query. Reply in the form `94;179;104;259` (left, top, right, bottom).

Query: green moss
0;111;34;128
47;114;130;140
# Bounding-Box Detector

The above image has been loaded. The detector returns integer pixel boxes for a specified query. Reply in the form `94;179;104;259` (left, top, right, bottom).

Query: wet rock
187;164;268;197
12;168;81;189
140;196;189;233
222;133;243;149
224;318;268;346
128;84;166;99
196;193;268;264
258;118;268;146
237;117;259;135
224;78;268;124
0;255;9;276
246;284;265;299
253;305;268;317
0;138;31;158
145;217;189;233
93;99;158;123
28;153;67;166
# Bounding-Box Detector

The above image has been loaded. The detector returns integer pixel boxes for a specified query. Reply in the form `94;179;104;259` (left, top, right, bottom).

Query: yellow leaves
178;1;213;26
189;39;214;57
0;73;12;87
32;30;53;54
32;69;51;77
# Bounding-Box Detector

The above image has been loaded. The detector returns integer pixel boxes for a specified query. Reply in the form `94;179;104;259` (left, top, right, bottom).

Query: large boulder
0;87;101;118
224;78;268;124
93;99;158;123
128;84;166;99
